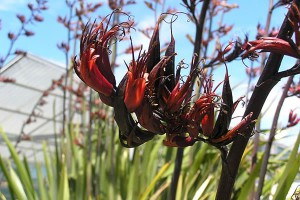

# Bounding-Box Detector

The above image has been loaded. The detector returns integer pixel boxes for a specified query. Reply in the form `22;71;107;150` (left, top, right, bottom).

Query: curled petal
163;135;195;147
165;68;197;113
75;53;114;97
187;96;210;138
242;37;300;59
201;104;215;136
124;72;146;112
211;112;255;144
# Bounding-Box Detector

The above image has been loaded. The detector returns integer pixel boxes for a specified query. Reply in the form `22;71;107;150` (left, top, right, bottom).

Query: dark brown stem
215;1;300;199
168;148;184;200
249;1;273;198
192;0;211;67
255;75;294;198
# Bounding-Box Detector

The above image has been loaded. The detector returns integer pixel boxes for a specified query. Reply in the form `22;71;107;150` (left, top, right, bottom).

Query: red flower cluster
75;13;255;148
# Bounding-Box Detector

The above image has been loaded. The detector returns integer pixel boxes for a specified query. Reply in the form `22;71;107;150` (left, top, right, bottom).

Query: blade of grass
237;153;263;200
149;180;170;200
176;174;183;200
42;142;54;200
58;154;70;200
0;157;16;200
183;170;201;200
35;160;48;200
0;158;27;200
273;132;300;199
0;130;35;199
0;192;6;200
192;175;212;200
140;162;171;200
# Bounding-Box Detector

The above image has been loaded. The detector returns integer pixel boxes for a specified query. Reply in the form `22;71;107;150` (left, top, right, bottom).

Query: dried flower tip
27;3;34;10
25;30;34;36
17;14;26;23
15;50;26;55
287;109;300;127
34;15;44;22
0;76;16;83
8;32;15;40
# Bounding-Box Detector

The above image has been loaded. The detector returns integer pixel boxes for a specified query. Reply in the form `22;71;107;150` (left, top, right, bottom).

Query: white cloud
0;0;26;11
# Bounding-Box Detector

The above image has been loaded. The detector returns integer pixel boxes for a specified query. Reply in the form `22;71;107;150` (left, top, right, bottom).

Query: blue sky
0;0;299;146
0;0;287;65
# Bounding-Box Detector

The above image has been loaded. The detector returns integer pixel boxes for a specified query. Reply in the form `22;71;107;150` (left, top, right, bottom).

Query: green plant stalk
43;142;54;200
237;153;263;200
58;154;70;200
0;131;36;199
273;131;300;199
0;158;16;200
35;160;48;200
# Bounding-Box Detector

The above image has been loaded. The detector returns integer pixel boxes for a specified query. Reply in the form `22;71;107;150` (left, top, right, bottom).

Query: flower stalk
216;1;300;199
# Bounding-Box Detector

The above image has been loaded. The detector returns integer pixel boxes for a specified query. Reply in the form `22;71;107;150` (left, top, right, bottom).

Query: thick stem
215;1;299;199
168;148;184;200
249;1;273;198
255;75;294;198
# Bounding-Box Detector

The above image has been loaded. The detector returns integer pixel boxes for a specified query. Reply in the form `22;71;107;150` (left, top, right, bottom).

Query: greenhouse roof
0;53;66;161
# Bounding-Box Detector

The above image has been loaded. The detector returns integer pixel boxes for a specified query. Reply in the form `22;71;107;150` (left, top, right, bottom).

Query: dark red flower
75;13;255;148
287;109;300;128
242;37;300;59
74;14;132;105
124;45;148;112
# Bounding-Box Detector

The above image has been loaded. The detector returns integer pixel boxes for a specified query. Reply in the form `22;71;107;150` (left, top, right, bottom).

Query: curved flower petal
124;72;146;112
243;37;300;59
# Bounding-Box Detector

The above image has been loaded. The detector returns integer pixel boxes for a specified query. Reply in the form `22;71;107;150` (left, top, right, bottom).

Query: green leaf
0;130;35;199
140;162;170;200
36;160;48;200
192;175;213;200
0;191;7;200
176;174;183;200
237;153;263;200
273;132;300;199
43;142;54;199
0;157;15;200
0;157;27;200
58;154;70;200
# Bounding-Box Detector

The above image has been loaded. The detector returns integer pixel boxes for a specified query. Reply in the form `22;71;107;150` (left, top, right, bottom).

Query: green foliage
0;121;299;199
273;132;300;200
